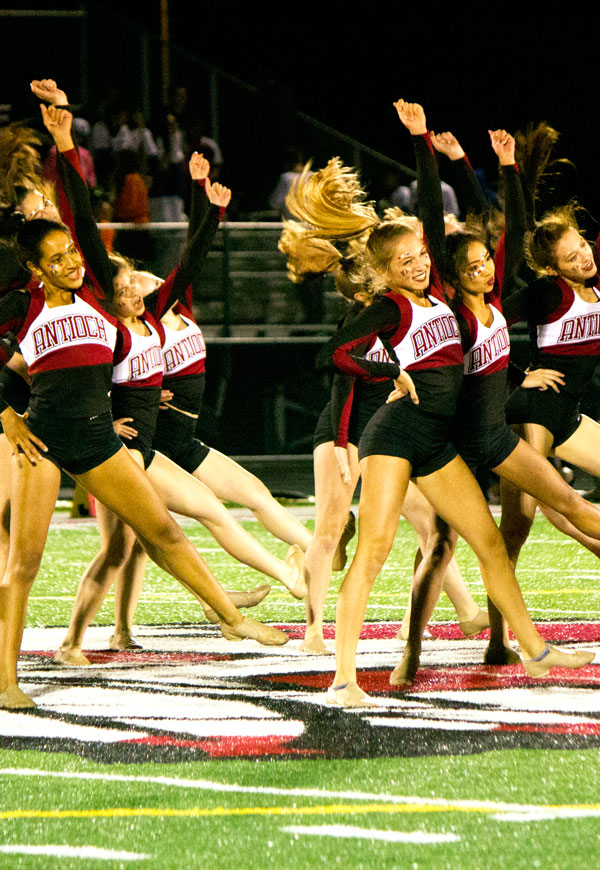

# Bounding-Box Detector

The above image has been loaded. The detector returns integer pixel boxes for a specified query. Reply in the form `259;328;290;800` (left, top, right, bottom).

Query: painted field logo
3;623;599;763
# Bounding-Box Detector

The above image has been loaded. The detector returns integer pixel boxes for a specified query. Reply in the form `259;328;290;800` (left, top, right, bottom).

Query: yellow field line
3;802;600;821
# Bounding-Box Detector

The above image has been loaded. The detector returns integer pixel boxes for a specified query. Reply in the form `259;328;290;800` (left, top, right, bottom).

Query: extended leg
0;456;60;707
303;441;359;653
193;448;312;550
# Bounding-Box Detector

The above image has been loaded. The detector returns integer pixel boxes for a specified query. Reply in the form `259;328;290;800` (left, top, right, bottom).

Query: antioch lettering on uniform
558;313;600;342
163;333;206;372
33;314;107;355
468;326;510;373
412;314;460;359
129;345;163;379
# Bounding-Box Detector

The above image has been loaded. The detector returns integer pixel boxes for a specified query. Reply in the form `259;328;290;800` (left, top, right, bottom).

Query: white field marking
282;825;460;843
494;808;600;822
119;717;305;739
0;714;147;743
0;768;594;818
0;844;149;860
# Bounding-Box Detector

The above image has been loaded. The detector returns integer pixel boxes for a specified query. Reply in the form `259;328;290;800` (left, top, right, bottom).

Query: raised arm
144;177;230;319
188;152;211;237
394;99;446;273
432;130;489;219
489;129;526;296
40;103;114;307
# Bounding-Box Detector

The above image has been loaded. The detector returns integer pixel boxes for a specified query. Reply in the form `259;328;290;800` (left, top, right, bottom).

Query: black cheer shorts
313;382;391;450
451;421;520;472
505;386;582;448
358;398;457;478
152;406;210;474
26;409;123;476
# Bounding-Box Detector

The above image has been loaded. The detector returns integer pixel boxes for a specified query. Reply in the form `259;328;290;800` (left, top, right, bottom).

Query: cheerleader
316;99;593;707
39;118;304;663
395;116;600;683
280;205;486;655
0;104;287;710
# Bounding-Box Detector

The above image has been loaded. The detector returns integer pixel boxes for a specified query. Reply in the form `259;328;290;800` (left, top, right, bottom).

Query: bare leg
416;456;548;660
0;456;60;706
193;448;312;550
56;500;138;663
391;513;459;686
0;435;11;580
537;503;600;557
76;448;287;645
331;454;411;704
495;422;600;659
495;423;554;658
112;538;148;647
400;483;485;632
148;452;305;596
302;441;359;653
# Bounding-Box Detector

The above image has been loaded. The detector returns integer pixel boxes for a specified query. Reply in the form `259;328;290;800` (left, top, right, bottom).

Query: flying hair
515;122;570;229
278;220;343;283
285;158;379;240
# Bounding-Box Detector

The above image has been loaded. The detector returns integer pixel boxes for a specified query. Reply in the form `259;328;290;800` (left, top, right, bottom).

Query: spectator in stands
269;147;313;219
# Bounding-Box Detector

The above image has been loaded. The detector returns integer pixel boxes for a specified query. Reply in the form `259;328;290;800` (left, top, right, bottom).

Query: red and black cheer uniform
151;179;221;474
316;134;464;478
0;208;122;474
58;150;222;469
503;269;600;446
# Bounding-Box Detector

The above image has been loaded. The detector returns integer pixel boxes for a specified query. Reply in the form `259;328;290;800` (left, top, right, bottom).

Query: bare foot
202;584;272;624
220;617;289;646
284;545;307;599
300;636;334;655
326;681;377;707
484;643;521;666
0;685;36;709
109;632;143;651
53;647;91;666
390;647;421;686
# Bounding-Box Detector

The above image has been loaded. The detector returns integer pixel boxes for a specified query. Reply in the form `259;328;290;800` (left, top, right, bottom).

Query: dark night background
3;2;600;217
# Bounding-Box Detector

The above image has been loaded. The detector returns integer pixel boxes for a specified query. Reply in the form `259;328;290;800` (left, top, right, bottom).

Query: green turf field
2;509;599;869
29;512;600;626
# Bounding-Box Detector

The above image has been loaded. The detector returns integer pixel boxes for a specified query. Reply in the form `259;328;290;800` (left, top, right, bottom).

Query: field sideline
1;506;599;868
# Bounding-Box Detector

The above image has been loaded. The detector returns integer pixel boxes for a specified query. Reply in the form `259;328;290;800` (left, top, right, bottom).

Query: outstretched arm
188;152;210;236
394;98;446;274
40;103;114;306
432;130;488;217
144;176;231;319
489;129;526;296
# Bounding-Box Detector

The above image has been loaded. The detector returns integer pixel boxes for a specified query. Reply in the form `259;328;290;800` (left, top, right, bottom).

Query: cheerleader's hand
30;79;68;105
393;99;427;136
387;370;419;404
205;179;232;209
430;131;465;161
40;103;73;151
159;389;174;409
0;407;47;467
521;368;565;393
334;445;352;486
113;417;138;439
189;151;210;181
489;129;516;166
